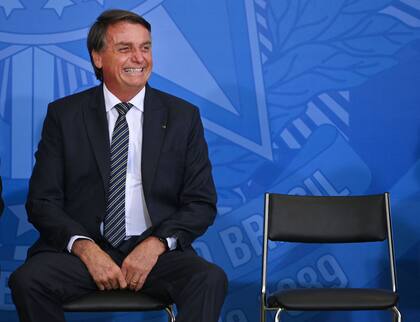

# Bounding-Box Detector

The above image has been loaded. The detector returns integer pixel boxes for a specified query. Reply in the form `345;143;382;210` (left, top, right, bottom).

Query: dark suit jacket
26;84;217;256
0;176;4;215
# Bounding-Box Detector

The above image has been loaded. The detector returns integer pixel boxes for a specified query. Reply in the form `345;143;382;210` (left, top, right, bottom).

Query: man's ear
92;51;103;69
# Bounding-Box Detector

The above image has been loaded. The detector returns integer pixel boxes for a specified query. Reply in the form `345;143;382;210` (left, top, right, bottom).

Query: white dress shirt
67;85;176;251
104;84;152;237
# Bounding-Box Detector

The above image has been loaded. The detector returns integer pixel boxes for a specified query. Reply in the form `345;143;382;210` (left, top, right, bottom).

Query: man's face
92;21;153;101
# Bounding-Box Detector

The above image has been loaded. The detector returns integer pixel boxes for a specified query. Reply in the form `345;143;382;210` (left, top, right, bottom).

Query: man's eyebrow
114;41;152;47
114;42;132;47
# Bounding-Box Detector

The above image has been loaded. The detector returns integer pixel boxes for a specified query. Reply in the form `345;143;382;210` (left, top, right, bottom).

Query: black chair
260;193;401;322
63;289;175;321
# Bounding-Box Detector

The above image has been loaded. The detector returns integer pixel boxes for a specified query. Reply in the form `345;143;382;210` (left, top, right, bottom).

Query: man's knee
9;259;54;298
8;265;36;296
197;263;228;294
210;264;228;287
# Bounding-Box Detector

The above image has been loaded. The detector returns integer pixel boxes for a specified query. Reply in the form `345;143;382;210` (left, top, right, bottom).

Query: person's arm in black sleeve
25;104;91;251
153;108;217;250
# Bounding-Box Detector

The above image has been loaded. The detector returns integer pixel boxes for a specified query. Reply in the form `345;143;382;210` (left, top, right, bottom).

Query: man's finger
135;280;144;292
134;273;147;292
118;273;127;289
96;282;105;291
126;274;135;287
130;274;141;290
127;272;140;284
122;262;135;283
128;280;137;289
103;280;113;290
121;265;127;280
110;277;119;289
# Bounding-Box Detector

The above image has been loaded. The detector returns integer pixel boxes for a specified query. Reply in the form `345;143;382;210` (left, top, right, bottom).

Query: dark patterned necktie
104;102;133;247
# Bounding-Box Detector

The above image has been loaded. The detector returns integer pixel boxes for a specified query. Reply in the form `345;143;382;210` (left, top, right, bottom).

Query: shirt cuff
166;236;177;251
67;235;94;253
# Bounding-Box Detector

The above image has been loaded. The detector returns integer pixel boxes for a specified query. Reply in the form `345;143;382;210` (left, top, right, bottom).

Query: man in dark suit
9;9;227;322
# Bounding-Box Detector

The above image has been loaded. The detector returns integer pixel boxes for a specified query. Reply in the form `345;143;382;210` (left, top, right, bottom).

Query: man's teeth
124;68;144;73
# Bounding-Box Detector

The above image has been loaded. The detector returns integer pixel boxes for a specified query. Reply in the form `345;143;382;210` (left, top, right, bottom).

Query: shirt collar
103;84;145;113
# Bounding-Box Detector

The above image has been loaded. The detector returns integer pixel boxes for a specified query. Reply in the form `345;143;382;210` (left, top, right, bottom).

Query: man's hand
72;239;127;291
121;236;166;291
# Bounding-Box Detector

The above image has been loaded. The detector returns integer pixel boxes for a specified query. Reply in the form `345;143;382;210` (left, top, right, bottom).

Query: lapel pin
162;124;167;129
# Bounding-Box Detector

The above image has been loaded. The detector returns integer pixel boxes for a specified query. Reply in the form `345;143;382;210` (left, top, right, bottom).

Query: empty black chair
63;289;175;321
260;193;401;322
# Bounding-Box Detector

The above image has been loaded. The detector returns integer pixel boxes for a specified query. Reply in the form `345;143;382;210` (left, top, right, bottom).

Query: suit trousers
9;245;227;322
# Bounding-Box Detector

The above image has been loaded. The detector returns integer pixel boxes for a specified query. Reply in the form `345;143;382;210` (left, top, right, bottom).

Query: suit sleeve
26;105;90;251
153;108;217;249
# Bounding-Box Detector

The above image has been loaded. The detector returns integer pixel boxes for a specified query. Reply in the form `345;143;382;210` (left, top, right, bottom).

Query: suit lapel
83;85;110;192
142;85;168;201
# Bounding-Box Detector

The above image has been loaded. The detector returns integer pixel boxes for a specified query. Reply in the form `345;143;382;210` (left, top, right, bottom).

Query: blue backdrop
1;0;420;321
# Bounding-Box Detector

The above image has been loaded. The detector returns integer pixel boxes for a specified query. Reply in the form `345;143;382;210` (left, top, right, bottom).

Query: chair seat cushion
267;288;398;311
62;290;172;312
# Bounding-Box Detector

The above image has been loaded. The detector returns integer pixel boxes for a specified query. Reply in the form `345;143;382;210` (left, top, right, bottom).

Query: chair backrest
266;193;387;243
261;192;398;296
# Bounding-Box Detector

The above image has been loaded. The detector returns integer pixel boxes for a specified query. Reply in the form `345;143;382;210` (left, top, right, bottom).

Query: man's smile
123;67;145;74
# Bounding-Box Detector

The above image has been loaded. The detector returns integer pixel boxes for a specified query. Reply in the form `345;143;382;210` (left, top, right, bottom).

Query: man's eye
118;47;129;52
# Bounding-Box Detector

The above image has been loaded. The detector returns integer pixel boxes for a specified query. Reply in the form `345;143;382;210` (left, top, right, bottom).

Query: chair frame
260;192;401;322
165;306;176;322
162;305;176;322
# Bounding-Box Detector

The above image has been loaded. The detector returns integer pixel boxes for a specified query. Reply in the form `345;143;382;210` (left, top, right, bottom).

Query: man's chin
121;81;147;91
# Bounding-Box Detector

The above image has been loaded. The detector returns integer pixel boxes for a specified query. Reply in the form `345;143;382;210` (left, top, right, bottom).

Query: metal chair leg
274;308;283;322
260;306;266;322
165;305;176;322
391;306;402;322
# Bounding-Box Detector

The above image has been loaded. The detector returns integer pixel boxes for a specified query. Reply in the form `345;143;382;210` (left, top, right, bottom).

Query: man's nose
131;49;144;63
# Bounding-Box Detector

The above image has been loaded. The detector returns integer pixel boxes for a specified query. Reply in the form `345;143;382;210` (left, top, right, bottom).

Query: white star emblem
8;204;34;236
43;0;74;17
143;4;272;159
0;0;24;17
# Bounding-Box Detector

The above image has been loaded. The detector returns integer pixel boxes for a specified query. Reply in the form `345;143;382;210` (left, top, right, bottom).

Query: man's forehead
106;22;151;42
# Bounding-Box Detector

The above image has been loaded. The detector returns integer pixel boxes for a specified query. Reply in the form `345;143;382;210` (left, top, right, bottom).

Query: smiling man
9;9;227;322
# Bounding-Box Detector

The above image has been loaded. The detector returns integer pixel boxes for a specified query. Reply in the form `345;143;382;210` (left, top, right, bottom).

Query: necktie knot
115;102;133;116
